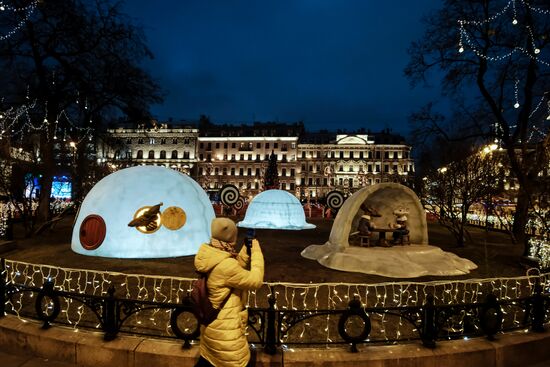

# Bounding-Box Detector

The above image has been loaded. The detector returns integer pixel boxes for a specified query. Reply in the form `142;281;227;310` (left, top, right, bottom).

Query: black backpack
190;272;231;325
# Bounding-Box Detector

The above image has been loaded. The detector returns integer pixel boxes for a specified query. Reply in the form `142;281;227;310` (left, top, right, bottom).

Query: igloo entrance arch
302;183;476;278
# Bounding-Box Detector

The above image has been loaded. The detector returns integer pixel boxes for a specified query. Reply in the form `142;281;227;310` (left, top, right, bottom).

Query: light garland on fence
4;259;550;343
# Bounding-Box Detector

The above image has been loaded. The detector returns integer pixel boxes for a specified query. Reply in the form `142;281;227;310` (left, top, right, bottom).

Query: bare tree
406;0;550;251
421;143;505;246
0;0;162;225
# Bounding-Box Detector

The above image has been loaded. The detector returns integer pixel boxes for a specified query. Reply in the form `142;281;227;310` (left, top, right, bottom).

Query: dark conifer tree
263;151;279;190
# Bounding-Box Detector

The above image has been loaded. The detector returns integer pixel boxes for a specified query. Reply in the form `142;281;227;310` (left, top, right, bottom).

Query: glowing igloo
71;166;215;258
238;190;315;230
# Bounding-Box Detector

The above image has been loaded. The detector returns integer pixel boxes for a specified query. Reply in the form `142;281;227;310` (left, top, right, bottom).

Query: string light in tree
0;1;38;41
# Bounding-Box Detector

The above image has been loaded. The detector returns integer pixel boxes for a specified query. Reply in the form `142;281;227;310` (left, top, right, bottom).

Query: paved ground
0;350;74;367
2;215;528;283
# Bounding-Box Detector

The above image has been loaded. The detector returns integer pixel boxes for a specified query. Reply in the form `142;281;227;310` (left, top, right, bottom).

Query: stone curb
0;315;549;367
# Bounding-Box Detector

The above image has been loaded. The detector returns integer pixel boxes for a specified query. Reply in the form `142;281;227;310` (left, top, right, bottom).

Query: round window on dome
80;215;106;250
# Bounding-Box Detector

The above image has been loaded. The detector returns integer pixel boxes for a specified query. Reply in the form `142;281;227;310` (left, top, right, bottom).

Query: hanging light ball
512;19;518;25
459;46;464;53
514;102;520;109
534;48;541;54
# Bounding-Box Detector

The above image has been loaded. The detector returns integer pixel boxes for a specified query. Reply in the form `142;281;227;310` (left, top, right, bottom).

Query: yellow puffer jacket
194;239;264;367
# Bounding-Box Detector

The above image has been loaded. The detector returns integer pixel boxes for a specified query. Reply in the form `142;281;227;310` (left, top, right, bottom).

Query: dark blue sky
124;1;445;134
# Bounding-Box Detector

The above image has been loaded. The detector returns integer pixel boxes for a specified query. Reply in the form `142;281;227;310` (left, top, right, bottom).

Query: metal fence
1;258;549;353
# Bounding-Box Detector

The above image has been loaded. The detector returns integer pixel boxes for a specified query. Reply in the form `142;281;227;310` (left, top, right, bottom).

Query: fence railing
1;258;549;353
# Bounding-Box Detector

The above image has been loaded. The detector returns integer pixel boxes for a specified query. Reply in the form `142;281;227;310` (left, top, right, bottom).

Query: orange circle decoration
80;215;106;250
133;206;162;234
161;206;187;230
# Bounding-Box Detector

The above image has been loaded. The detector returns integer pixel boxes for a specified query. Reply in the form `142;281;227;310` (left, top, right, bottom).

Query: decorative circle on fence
338;299;371;344
79;214;106;250
170;307;201;341
219;185;240;206
35;283;61;326
480;294;503;338
234;197;245;211
326;191;345;210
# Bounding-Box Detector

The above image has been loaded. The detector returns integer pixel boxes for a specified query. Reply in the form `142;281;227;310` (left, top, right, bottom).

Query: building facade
99;122;414;200
98;124;198;174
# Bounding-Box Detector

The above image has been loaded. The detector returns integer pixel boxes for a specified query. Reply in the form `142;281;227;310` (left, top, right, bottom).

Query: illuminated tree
421;143;505;246
406;0;550;249
0;0;162;223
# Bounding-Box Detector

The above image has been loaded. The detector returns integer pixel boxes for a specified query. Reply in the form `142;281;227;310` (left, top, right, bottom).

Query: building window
126;138;132;144
232;143;236;148
339;165;343;172
231;168;235;175
350;151;354;159
290;183;295;190
248;168;252;176
302;151;306;158
282;154;287;161
331;151;335;158
384;151;389;159
240;154;244;160
323;178;328;186
265;154;269;160
199;143;204;149
199;154;204;160
255;182;259;189
282;168;287;176
256;168;260;176
375;165;380;172
215;168;219;175
224;142;228;149
148;150;155;159
239;168;244;176
223;167;227;175
207;153;211;161
256;142;261;149
349;166;353;172
340;151;344;158
173;138;178;144
171;150;178;159
308;178;313;185
359;151;364;159
393;152;398;159
183;151;189;159
256;154;260;161
274;143;278;149
216;143;220;149
160;138;166;145
184;138;189;145
138;138;144;144
207;143;212;151
376;151;381;159
290;168;295;176
231;154;236;161
309;165;313;172
291;143;296;149
384;164;389;172
248;154;252;160
160;150;166;159
266;143;270;149
137;150;143;159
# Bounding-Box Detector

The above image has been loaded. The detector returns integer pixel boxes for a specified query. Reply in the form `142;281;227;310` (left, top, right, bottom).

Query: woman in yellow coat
194;218;264;367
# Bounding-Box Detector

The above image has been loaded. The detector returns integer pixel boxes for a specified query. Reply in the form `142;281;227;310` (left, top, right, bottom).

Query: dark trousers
194;348;256;367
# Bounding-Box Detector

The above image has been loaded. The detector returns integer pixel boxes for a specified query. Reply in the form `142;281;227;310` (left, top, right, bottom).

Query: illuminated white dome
71;166;215;258
237;190;315;230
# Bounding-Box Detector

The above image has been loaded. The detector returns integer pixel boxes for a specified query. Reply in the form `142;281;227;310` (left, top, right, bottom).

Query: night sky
124;1;445;134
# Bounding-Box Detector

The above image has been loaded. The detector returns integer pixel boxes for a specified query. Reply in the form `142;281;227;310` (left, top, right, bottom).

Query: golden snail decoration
129;203;163;234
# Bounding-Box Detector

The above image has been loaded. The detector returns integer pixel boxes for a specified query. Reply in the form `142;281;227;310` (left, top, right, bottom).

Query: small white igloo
71;166;215;258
